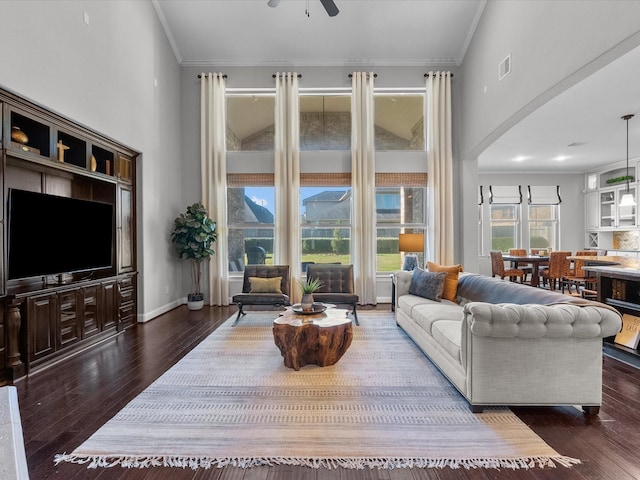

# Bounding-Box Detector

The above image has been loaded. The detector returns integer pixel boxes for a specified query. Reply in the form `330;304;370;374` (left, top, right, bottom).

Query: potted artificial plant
171;203;217;310
297;277;324;311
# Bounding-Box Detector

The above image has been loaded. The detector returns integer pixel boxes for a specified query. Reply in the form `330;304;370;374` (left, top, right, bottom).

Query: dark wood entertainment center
0;88;137;384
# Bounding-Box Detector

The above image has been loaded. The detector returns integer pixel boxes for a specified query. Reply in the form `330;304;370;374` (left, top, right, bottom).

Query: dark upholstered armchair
232;265;290;326
305;264;359;325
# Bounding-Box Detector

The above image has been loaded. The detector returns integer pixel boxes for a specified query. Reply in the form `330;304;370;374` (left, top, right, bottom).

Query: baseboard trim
138;298;185;323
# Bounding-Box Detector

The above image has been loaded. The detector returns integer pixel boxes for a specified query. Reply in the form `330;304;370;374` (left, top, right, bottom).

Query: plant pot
187;293;204;310
301;293;314;312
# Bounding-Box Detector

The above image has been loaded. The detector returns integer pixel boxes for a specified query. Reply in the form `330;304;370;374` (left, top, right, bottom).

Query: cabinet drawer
119;276;134;289
119;303;135;329
119;303;134;319
119;287;134;305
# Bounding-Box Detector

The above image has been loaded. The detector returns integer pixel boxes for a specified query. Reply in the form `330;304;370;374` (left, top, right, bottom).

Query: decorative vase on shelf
301;293;314;312
11;126;28;145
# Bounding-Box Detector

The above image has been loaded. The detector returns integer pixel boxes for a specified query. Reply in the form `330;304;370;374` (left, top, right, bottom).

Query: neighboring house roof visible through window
244;195;274;223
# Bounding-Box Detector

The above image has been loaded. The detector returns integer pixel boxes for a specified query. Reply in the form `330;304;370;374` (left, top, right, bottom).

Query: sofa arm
394;270;413;298
463;302;622;339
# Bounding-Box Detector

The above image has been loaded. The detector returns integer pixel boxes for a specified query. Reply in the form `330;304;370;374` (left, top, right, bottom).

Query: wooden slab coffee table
272;306;353;371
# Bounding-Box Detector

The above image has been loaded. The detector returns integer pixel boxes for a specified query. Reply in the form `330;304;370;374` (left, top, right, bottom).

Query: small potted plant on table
298;277;324;312
171;203;217;310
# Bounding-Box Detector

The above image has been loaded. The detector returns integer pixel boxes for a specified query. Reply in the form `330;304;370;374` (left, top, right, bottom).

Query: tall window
374;94;424;150
299;94;351;150
300;173;352;269
528;205;558;250
490;204;520;252
226;94;275;151
375;174;427;272
227;176;275;271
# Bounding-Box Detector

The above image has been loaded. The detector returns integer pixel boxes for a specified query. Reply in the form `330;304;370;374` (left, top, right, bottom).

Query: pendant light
619;114;636;207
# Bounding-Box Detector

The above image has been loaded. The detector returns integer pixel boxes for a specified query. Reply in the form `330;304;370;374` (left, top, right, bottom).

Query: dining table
502;254;550;287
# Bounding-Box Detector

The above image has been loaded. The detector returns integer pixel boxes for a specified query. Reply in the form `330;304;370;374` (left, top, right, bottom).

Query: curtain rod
197;74;228;79
348;73;377;78
272;74;302;78
424;73;453;78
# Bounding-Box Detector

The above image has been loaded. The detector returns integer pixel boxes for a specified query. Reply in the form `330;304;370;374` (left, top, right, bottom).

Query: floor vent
499;54;511;81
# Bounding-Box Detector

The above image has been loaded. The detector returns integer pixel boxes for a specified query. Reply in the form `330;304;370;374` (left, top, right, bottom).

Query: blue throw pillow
408;269;447;302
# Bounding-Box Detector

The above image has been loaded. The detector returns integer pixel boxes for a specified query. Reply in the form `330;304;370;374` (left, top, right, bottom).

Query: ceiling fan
267;0;339;17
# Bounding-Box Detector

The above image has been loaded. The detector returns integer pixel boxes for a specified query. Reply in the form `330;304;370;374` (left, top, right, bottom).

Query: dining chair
563;250;597;296
508;248;532;283
490;251;526;283
539;251;571;291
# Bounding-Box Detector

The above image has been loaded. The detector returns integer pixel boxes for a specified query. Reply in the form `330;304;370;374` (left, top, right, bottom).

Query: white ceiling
479;44;640;174
153;0;640;175
152;0;485;66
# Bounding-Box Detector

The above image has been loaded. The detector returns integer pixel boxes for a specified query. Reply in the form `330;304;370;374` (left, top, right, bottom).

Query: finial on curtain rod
197;74;228;79
424;73;453;78
348;73;377;78
272;74;302;78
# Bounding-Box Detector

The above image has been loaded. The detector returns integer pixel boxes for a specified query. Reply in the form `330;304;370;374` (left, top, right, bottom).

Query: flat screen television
7;189;114;280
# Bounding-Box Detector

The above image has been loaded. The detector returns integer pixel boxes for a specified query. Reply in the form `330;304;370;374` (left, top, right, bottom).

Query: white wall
460;0;640;162
0;1;183;319
458;0;640;274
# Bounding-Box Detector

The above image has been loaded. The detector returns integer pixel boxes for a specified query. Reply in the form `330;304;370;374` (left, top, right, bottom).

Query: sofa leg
469;404;484;413
582;405;600;415
352;304;359;326
232;304;246;327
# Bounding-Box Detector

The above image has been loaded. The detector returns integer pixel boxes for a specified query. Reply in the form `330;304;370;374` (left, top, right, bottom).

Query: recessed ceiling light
513;156;529;162
553;155;569;161
567;142;587;147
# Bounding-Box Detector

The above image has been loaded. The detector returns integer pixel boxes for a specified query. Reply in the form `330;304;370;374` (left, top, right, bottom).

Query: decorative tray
291;303;327;314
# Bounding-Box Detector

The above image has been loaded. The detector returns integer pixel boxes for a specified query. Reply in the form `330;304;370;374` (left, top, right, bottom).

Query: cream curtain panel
200;73;229;306
351;72;377;305
274;73;302;302
425;72;454;265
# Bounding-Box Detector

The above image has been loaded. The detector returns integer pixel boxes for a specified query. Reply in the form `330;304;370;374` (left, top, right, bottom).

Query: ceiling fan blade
319;0;339;16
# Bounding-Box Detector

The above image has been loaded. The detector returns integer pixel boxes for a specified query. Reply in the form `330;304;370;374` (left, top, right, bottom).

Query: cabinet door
0;302;5;384
599;189;616;228
58;290;81;348
617;186;637;228
117;184;135;273
82;285;100;338
585;192;599;230
101;281;117;331
27;293;57;362
116;153;133;183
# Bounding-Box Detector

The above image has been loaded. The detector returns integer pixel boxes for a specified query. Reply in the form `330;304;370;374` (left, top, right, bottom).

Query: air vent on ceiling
498;54;511;81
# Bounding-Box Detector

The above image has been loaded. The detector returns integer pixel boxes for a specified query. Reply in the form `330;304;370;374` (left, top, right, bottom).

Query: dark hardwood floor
15;304;640;480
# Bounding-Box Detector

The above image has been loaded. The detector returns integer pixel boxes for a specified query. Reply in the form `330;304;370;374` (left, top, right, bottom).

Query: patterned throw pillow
426;262;463;303
249;276;282;294
408;269;447;302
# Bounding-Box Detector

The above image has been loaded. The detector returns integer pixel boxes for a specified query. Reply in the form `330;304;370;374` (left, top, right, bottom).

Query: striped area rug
55;311;579;470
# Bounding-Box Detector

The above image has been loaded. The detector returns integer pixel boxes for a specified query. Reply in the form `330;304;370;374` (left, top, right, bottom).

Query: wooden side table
272;307;353;371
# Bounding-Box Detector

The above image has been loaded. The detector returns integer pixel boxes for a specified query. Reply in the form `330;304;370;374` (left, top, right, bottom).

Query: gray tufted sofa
394;271;622;414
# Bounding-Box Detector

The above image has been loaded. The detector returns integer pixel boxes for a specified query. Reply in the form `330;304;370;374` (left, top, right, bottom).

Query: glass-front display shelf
600;190;615;227
10;111;51;157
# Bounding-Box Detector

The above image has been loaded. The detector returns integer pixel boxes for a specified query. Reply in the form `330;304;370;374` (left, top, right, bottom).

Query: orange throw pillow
426;262;463;303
